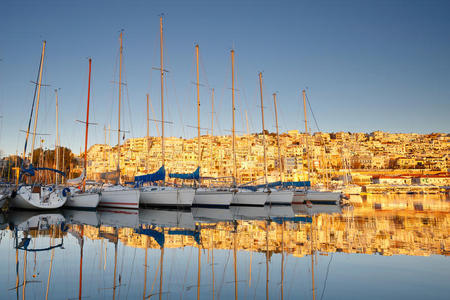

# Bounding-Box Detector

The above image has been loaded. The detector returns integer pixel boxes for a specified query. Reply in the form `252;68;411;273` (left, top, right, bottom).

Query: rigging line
125;247;137;300
123;61;135;138
305;91;321;132
167;73;186;138
216;57;231;137
107;48;120;142
320;253;333;300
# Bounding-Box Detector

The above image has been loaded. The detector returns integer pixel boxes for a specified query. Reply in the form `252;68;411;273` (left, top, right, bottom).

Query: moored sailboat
98;32;140;209
65;58;100;209
11;41;68;210
139;16;194;208
228;50;266;206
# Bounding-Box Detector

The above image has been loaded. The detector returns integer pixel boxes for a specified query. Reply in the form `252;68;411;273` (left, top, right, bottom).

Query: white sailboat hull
10;185;68;210
99;189;140;209
193;190;233;207
66;192;100;209
231;191;267;206
140;188;195;207
293;190;342;204
266;190;293;205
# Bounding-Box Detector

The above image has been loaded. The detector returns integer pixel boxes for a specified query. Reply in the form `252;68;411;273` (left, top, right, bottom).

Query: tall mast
146;94;150;139
211;88;214;137
196;44;201;170
55;89;60;184
117;32;123;183
83;58;92;192
30;41;46;164
160;16;165;167
273;93;282;182
302;90;310;183
259;72;267;185
231;50;237;186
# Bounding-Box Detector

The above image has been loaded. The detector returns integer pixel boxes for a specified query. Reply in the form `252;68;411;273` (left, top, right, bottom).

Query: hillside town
80;130;449;191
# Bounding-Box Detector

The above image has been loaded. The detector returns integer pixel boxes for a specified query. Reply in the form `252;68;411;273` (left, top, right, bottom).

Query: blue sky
0;0;449;155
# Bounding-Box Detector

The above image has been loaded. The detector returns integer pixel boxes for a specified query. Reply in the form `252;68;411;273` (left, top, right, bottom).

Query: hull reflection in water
8;210;66;231
192;206;234;222
63;208;100;227
139;208;195;229
98;207;139;228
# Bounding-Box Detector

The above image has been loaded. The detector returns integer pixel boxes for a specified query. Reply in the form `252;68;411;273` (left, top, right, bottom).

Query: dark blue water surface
0;194;449;299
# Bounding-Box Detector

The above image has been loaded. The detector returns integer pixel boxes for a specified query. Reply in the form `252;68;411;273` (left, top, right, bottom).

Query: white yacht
193;188;233;207
266;189;294;205
65;186;100;209
99;185;140;209
11;185;68;210
293;189;342;204
231;189;267;206
140;186;195;208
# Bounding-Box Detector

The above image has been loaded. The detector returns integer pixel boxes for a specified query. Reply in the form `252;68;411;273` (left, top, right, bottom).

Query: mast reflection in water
1;194;449;299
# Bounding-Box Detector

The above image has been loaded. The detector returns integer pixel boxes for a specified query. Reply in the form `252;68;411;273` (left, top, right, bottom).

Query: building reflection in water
2;194;449;299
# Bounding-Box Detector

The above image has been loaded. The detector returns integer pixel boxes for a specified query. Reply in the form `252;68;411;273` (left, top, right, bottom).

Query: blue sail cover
135;227;165;248
134;166;166;184
169;167;200;180
20;164;66;180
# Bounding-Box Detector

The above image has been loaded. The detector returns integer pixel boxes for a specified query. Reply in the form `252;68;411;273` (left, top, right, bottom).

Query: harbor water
0;194;449;299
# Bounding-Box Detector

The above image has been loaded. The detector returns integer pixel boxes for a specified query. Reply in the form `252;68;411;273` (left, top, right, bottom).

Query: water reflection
1;194;449;299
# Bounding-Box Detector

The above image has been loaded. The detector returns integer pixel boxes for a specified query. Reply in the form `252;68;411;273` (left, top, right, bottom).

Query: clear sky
0;0;449;155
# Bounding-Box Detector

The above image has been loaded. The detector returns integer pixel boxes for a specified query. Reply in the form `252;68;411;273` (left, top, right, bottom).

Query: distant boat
227;50;266;207
292;90;342;205
98;32;140;209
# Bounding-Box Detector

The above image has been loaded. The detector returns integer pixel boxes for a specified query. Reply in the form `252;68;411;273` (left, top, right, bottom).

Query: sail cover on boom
169;167;200;180
134;166;166;184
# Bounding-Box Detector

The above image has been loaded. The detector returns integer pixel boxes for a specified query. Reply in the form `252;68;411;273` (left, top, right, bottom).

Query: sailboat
99;32;140;209
292;90;342;205
11;41;69;210
228;50;267;207
139;16;195;208
65;58;100;209
257;73;293;205
170;44;233;207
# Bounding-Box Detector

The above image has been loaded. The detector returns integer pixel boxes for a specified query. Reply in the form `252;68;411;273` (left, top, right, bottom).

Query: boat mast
302;90;311;183
273;93;283;182
83;58;92;192
196;44;201;173
79;226;84;300
117;32;123;184
55;89;60;184
160;16;165;169
146;93;150;171
211;88;214;137
30;41;46;164
259;72;268;186
231;50;237;186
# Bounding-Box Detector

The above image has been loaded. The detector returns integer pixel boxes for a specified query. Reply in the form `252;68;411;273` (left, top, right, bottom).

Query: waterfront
0;194;448;299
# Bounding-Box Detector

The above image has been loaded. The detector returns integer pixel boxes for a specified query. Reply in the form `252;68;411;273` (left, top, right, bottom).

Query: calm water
0;194;449;300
